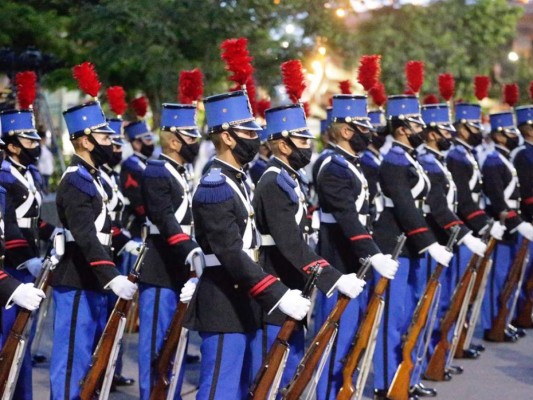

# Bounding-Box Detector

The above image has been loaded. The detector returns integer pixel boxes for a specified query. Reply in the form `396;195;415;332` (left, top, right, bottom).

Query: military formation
0;37;532;400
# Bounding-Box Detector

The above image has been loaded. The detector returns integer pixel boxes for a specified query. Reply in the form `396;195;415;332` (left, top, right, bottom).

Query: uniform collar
422;145;445;161
72;154;99;177
160;153;186;174
455;138;473;152
133;151;148;163
495;144;510;158
334;145;358;163
271;157;299;180
213;158;246;181
7;156;27;174
392;140;415;155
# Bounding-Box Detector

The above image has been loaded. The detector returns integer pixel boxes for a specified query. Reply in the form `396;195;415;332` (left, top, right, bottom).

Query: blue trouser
315;289;367;400
50;287;107;400
515;240;533;322
482;242;516;330
373;257;416;391
263;324;305;396
138;284;185;400
197;330;263;400
1;267;35;400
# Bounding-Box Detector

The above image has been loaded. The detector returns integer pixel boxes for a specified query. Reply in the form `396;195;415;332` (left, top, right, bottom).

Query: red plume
328;97;333;107
474;76;490;101
106;86;127;117
303;102;310;117
339;80;352;95
405;60;424;94
369;82;387;107
404;88;416;95
358;55;381;92
529;81;533;102
246;77;257;116
281;60;307;104
438;73;455;102
423;94;440;105
503;83;519;107
131;96;148;118
72;62;101;97
179;68;204;104
256;99;271;119
15;71;37;110
220;38;254;89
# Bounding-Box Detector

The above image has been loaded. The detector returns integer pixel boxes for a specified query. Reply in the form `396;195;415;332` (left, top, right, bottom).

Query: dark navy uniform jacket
360;147;384;232
249;156;269;186
120;153;147;237
0;185;19;306
512;141;533;223
185;159;288;333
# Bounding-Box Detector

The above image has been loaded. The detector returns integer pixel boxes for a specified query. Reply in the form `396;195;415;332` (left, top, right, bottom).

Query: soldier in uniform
138;101;202;399
315;93;399;399
372;95;453;400
479;111;533;342
253;101;366;391
311;107;335;186
51;88;137;399
185;89;311;399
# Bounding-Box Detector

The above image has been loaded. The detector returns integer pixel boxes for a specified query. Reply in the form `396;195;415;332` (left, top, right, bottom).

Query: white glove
10;283;46;311
124;240;140;256
489;222;506;241
277;289;312;321
334;273;366;299
107;276;137;300
462;232;487;256
50;227;63;240
17;257;43;277
517;222;533;241
185;248;205;277
180;277;199;304
370;253;399;279
427;243;453;267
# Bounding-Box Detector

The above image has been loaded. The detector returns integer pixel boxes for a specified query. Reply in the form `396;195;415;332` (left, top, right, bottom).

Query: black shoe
507;324;526;338
447;365;464;375
112;374;135;386
186;354;200;364
410;383;437;397
470;343;485;352
32;353;48;364
483;330;518;343
444;371;453;381
462;348;480;359
373;389;389;400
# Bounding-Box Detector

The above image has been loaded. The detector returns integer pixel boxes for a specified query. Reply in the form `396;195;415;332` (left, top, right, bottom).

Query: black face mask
16;141;41;166
371;128;387;149
286;139;312;170
177;135;200;164
89;135;114;167
436;136;452;152
407;129;424;148
229;129;260;165
140;143;155;158
348;127;372;153
466;130;483;147
108;151;123;168
0;149;4;162
505;135;520;151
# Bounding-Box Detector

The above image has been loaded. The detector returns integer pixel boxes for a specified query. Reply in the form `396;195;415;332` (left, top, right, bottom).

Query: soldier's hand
370;253;399;279
334;273;366;298
180;277;199;304
108;276;137;300
517;222;533;241
124;240;141;256
462;233;487;256
489;222;506;241
10;283;46;311
428;243;453;267
17;257;43;278
278;290;311;321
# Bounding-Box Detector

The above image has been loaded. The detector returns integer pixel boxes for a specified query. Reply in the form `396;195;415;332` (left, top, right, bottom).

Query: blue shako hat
204;90;261;134
490;111;519;135
264;104;313;141
0;109;40;141
106;118;125;146
386;95;425;126
368;110;385;127
124;120;153;141
421;103;456;133
455;103;483;131
63;101;115;140
160;103;200;138
320;107;333;135
331;94;374;131
515;105;533;126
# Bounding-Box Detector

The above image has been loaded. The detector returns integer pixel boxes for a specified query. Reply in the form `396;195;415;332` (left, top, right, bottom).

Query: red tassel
358;55;381;92
303;102;310;117
423;94;440;105
405;60;424;94
256;99;271;119
503;83;519;107
179;68;204;104
72;62;101;98
529;81;533;102
474;76;490;101
281;60;307;104
369;82;387;107
438;73;455;102
106;86;127;116
339;80;352;95
220;38;254;88
131;96;148;118
15;71;37;110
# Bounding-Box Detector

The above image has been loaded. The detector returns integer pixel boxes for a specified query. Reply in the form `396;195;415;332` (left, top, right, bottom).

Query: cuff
268;289;289;315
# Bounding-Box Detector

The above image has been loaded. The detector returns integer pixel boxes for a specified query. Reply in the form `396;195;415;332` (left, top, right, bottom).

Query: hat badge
82;116;87;121
222;108;228;114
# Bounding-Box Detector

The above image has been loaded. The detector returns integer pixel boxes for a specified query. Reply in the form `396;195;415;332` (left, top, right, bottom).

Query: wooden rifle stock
486;238;530;342
388;227;460;400
338;235;407;400
249;265;322;399
514;265;533;327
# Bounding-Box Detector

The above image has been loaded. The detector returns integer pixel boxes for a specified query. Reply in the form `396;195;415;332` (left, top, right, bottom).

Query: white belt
260;234;275;246
148;224;192;236
422;204;431;214
506;199;518;209
384;197;425;210
109;211;123;222
204;249;259;267
320;210;367;226
64;229;112;247
17;217;38;229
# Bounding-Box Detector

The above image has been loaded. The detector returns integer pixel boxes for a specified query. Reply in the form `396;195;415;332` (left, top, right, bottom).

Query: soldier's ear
220;131;234;148
6;142;20;156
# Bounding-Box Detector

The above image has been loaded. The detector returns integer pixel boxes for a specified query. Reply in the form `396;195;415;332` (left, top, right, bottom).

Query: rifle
79;235;147;400
337;234;406;400
387;226;460;400
514;264;533;328
248;264;322;400
282;257;374;400
150;251;204;400
485;238;530;342
0;233;65;400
